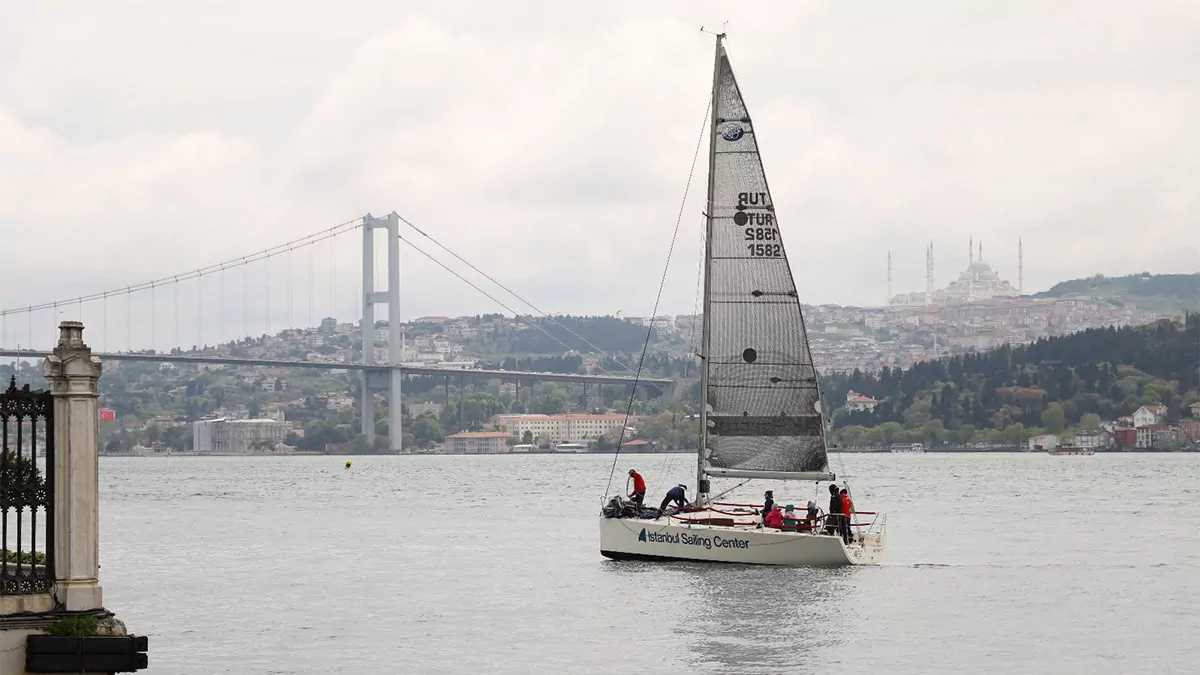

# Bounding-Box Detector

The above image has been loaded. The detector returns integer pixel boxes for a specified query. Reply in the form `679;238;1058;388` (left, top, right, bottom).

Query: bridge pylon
361;212;403;451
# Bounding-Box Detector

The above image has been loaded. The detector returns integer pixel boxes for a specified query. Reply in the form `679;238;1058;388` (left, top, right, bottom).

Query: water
100;453;1200;674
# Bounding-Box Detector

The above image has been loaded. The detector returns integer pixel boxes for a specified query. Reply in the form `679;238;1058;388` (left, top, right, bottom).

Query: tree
1041;405;1066;434
410;414;445;447
522;430;534;444
1080;413;1102;430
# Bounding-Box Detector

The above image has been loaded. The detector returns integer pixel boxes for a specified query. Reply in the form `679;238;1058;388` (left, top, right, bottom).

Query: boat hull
599;516;883;566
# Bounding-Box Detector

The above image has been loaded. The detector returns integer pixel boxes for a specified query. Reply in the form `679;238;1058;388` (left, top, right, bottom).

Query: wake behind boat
598;33;886;567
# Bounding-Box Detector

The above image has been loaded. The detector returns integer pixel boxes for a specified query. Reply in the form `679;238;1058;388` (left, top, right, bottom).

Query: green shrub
1;550;46;565
46;616;99;637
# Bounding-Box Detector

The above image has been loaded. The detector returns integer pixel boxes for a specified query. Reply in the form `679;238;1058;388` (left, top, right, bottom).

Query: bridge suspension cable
396;232;630;378
0;218;362;317
398;215;637;375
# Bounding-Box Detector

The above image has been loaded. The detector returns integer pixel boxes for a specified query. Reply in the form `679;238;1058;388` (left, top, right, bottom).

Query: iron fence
0;376;54;595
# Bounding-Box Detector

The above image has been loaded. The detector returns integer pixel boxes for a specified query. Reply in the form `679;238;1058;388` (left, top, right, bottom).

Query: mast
697;32;724;505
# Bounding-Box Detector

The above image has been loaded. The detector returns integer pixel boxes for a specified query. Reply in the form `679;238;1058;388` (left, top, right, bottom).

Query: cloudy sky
1;1;1197;349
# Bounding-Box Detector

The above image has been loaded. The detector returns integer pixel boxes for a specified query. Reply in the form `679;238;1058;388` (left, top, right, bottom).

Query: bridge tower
361;212;403;452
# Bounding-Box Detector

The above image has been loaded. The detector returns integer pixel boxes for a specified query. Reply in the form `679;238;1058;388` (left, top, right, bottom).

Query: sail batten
701;41;830;477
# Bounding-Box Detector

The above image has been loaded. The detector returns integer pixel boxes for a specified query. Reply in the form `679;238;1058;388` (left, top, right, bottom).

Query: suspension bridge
0;212;676;451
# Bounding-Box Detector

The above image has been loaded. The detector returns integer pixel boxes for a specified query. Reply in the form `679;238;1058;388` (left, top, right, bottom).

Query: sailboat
598;33;886;566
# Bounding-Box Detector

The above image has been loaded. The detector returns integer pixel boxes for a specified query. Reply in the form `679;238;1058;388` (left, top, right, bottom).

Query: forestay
702;42;829;476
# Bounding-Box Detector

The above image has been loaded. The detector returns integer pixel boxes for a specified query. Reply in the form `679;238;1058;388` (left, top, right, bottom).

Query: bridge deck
0;349;674;387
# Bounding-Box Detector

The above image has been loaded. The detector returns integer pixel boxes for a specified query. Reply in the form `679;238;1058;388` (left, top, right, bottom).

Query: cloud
0;1;1197;351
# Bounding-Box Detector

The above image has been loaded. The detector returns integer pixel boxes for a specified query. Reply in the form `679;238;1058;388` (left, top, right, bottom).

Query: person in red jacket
840;488;855;543
628;468;646;506
763;506;784;529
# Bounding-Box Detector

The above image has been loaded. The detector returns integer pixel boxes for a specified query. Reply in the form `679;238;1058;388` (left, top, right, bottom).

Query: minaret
887;250;892;307
925;242;935;306
969;236;974;265
979;240;983;262
1018;237;1024;295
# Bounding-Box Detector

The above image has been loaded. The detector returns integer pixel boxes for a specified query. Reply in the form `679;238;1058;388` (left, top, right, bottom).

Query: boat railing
686;503;887;539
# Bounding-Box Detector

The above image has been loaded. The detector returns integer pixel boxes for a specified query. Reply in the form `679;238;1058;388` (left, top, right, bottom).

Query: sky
1;0;1197;350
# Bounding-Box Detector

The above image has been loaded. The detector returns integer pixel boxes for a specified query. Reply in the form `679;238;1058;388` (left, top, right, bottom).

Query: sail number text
744;227;777;241
746;243;782;257
736;191;779;257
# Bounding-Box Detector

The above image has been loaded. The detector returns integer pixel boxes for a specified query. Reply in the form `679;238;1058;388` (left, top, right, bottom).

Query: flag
99;409;116;421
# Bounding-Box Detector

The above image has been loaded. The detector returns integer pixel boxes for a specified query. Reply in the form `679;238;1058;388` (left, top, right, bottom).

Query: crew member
763;505;784;529
802;500;820;533
840;488;855;543
760;490;775;520
826;484;845;541
656;484;689;518
628;469;646;506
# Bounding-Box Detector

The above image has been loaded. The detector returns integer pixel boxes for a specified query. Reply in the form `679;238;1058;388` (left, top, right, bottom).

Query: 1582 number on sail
747;243;782;257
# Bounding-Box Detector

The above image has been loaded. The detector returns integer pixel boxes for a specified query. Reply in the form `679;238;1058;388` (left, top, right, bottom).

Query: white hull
599;516;883;566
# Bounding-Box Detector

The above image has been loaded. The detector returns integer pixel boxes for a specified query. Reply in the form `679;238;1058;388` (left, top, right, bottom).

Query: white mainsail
697;36;833;501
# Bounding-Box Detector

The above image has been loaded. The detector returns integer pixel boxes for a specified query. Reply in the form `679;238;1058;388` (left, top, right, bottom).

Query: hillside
825;315;1199;446
1033;273;1200;313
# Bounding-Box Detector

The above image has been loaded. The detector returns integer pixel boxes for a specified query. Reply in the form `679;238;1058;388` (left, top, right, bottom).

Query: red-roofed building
1132;405;1168;428
844;390;880;413
445;431;512;454
621;439;657;453
1189;402;1200;419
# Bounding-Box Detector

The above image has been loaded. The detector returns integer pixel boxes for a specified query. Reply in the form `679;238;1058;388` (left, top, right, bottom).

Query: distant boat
598;32;885;567
1048;446;1095;456
889;443;925;453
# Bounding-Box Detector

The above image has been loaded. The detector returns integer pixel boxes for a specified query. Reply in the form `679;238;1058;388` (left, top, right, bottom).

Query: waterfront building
192;417;292;454
444;431;512;454
492;413;629;444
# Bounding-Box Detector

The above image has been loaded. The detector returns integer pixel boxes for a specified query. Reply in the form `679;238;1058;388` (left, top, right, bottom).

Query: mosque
889;238;1022;307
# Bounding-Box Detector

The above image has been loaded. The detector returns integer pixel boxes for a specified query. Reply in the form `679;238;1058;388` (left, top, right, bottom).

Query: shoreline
98;447;1198;457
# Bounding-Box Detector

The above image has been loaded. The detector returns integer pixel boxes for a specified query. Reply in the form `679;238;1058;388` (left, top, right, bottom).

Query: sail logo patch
721;123;744;142
638;528;647;542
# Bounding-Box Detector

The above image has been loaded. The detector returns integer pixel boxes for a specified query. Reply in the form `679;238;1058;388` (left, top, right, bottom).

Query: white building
1132;405;1167;428
327;395;355;410
492;413;629;444
444;432;511;454
1028;434;1059;451
844;390;880;413
409;402;443;418
193;418;293;454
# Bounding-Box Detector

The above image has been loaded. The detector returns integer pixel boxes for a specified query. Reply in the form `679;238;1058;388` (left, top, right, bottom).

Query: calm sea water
99;453;1200;674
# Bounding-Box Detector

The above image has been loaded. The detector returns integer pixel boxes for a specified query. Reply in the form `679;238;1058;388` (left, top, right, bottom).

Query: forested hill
1033;273;1200;309
825;315;1199;436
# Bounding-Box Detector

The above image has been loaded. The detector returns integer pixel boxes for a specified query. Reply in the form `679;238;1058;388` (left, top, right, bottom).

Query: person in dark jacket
656;484;689;519
801;500;820;533
825;484;845;540
760;490;774;521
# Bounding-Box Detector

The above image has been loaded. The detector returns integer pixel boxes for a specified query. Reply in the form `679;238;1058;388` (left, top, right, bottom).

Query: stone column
42;321;103;611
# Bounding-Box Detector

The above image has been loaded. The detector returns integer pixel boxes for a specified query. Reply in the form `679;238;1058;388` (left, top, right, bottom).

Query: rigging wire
0;218;360;317
602;96;712;501
648;211;711;499
396;233;621;373
398;214;638;375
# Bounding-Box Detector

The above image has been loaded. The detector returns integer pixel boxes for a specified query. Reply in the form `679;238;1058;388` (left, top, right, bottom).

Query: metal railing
0;376;55;595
